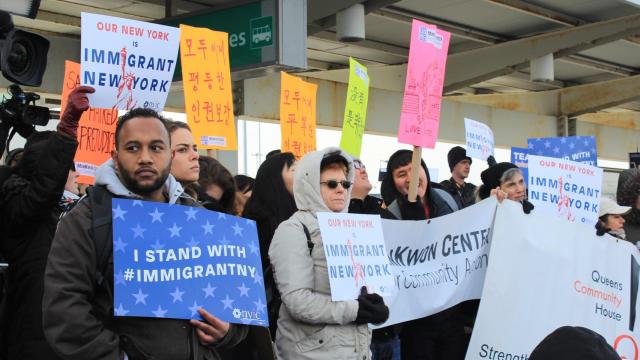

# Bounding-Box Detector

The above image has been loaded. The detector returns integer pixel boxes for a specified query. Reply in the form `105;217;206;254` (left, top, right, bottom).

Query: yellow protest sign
180;24;237;150
280;72;317;159
339;58;369;158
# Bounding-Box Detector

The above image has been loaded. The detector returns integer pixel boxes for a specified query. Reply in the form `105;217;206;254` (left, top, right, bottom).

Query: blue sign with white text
510;147;529;184
527;136;597;166
112;198;268;326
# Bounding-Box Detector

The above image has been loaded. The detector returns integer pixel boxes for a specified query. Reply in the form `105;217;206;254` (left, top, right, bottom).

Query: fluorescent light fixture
0;0;41;19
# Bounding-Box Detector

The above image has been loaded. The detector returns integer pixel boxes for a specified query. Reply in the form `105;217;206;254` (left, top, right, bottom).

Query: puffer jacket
269;147;371;360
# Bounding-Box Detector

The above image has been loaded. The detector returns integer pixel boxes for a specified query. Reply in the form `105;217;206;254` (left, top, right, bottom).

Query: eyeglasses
353;160;365;169
320;180;352;189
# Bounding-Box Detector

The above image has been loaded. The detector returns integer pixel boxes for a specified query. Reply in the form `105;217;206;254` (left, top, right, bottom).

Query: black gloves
397;195;427;220
355;286;389;325
522;200;535;214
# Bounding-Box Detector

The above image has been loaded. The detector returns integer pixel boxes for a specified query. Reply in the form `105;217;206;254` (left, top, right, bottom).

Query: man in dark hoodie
379;149;463;360
43;108;246;360
440;146;477;209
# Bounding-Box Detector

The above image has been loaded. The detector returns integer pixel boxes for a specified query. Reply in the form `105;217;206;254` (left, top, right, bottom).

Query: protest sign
339;58;369;158
80;12;180;111
112;199;267;326
180;25;237;150
61;60;117;184
528;135;597;166
467;200;640;360
317;213;394;301
510;147;529;184
397;20;450;149
372;198;497;328
528;155;603;225
280;72;317;159
464;118;494;160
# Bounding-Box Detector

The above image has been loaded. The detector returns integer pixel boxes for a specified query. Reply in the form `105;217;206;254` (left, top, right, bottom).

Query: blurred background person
196;156;236;214
234;174;255;216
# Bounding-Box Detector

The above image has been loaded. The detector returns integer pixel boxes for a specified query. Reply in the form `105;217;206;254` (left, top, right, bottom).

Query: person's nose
190;148;199;161
139;147;153;164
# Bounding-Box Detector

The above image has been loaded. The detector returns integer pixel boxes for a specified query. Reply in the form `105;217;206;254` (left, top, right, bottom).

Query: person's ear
111;150;119;170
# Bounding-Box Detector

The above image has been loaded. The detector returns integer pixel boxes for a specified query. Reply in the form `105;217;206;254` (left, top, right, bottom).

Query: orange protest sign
61;60;118;185
180;24;237;150
280;72;317;159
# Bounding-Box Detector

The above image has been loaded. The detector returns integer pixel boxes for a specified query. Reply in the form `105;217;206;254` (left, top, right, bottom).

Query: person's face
112;117;172;196
452;159;471;179
320;165;349;212
353;160;372;194
64;168;79;195
392;163;427;198
282;161;296;195
170;128;199;184
605;214;626;231
500;172;526;201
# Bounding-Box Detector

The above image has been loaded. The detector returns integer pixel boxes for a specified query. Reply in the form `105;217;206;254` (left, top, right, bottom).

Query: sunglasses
320;180;352;189
353;160;365;169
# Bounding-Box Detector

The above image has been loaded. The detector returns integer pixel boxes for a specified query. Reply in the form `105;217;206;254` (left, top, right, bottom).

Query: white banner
528;155;603;225
318;213;396;301
373;198;497;328
464;118;495;160
467;200;640;359
81;12;180;111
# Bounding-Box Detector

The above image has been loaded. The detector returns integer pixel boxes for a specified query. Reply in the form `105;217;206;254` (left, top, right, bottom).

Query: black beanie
447;146;471;171
529;326;619;360
478;161;517;199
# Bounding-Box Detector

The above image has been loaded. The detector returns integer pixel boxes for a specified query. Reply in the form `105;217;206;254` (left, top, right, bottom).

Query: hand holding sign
190;308;230;345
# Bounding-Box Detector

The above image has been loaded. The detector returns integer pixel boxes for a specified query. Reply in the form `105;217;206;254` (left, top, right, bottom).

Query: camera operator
0;85;94;360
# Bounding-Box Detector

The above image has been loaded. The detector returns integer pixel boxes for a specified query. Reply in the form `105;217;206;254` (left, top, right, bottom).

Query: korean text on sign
339;58;370;158
180;24;237;150
280;72;318;159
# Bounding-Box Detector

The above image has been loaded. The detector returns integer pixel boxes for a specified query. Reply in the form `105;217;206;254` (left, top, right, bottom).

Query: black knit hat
529;326;619;360
478;161;518;199
447;146;472;171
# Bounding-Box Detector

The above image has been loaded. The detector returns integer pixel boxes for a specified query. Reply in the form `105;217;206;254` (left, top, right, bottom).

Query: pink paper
398;20;451;148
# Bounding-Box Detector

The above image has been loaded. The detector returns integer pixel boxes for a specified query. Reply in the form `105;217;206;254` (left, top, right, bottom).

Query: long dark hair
197;156;236;214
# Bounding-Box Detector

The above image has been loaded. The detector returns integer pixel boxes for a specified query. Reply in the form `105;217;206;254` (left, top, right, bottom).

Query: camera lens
8;40;30;75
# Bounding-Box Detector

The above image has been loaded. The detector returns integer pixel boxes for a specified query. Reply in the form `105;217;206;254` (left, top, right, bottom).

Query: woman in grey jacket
269;147;389;360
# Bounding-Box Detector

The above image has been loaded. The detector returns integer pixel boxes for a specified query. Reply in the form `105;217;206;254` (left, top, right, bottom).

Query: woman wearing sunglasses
269;147;389;360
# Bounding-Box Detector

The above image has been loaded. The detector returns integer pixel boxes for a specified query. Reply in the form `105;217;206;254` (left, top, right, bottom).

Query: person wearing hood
616;168;640;243
477;157;534;214
269;147;389;359
440;146;477;209
43;108;247;360
0;85;93;360
596;197;631;240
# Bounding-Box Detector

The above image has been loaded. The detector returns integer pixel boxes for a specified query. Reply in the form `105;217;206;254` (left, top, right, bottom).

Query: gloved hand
522;200;535;214
57;86;94;139
397;195;427;220
355;286;389;325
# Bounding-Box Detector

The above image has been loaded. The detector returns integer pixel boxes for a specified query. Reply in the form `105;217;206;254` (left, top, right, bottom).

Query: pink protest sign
397;20;451;148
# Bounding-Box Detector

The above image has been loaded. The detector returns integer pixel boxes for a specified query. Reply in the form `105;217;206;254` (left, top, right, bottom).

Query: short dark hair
115;108;169;147
165;120;191;135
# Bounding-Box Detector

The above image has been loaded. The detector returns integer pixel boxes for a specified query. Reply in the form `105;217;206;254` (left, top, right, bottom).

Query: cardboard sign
280;72;317;159
397;20;451;149
528;136;597;166
61;60;118;184
317;213;395;301
528;155;603;225
80;12;180;111
339;58;369;158
510;147;529;185
112;199;268;326
464;118;494;160
180;25;237;150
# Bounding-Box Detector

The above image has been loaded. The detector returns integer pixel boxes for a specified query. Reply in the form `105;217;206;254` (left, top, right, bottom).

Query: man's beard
118;162;171;196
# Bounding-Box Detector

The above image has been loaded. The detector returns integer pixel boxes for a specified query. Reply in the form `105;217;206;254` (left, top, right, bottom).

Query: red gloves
57;86;95;139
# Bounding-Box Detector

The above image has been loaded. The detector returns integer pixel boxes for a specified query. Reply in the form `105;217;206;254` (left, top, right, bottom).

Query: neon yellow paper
339;58;369;158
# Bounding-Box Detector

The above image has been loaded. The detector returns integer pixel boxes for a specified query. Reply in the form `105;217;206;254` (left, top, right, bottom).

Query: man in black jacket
440;146;477;209
0;86;94;360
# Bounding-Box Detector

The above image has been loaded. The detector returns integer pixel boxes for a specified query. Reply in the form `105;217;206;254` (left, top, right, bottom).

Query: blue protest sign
112;198;268;327
527;136;597;166
511;147;529;184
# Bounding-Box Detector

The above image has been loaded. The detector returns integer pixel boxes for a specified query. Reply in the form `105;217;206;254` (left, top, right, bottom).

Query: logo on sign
249;16;273;49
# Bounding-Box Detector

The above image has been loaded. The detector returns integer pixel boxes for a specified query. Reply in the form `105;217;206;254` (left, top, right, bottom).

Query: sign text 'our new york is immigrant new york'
112;199;268;326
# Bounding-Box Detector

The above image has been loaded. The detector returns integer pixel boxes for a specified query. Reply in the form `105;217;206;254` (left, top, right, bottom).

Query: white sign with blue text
317;213;395;301
81;12;180;111
528;155;603;225
464;118;494;160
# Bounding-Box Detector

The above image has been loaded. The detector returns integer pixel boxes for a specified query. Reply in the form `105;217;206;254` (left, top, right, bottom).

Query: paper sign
339;58;369;157
317;212;395;301
112;199;268;326
527;136;597;166
180;25;237;150
528;155;603;225
61;60;118;184
464;118;494;160
397;20;451;149
80;12;180;111
510;147;529;185
280;72;317;159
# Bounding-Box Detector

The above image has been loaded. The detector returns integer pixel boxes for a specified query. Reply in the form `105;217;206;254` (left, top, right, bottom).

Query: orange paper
61;60;118;185
180;25;237;150
280;73;317;159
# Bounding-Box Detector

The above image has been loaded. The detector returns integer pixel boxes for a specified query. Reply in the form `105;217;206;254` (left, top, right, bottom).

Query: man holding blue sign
43;109;247;360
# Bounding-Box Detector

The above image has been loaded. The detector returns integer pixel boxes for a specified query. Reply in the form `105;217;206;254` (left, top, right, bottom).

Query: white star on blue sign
221;295;234;310
238;283;250;297
247;241;259;256
132;289;149;305
168;223;182;238
201;220;214;235
114;237;127;253
232;222;243;236
115;303;129;316
218;212;227;220
131;224;146;238
150;239;165;251
132;200;143;207
202;283;217;298
152;305;167;318
113;205;127;221
253;273;263;285
115;270;126;286
186;237;199;247
188;300;201;317
170;287;185;303
149;208;164;223
185;207;198;221
253;298;266;314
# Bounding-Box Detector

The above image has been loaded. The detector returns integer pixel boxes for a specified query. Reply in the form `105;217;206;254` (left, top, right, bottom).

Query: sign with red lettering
280;72;317;158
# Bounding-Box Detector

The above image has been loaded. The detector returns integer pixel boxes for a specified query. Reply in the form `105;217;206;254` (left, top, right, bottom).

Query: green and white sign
250;16;273;49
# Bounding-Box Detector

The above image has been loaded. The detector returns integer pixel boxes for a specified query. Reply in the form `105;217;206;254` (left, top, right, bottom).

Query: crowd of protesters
0;87;634;360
